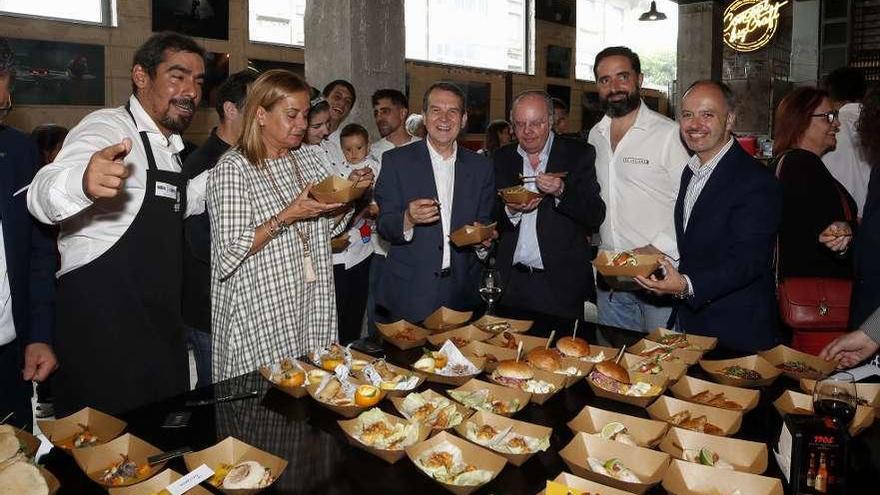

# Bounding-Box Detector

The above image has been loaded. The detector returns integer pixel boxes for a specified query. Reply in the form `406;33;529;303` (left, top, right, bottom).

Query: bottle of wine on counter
806;452;816;488
815;452;828;493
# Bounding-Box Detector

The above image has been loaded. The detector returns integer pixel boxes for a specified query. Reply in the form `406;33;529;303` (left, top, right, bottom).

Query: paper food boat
593;250;662;278
659;426;768;474
486;332;549;353
376;320;431;350
772;389;875;437
699;355;782;388
183;436;288;495
306;376;387;419
337;409;431;464
449;222;496;247
646;396;742;436
41;467;60;495
348;350;424;397
427;325;493;348
538;472;639;495
489;365;566;405
458;341;518;373
758;344;837;380
629;339;704;365
558;432;670;495
498;185;542;204
669;375;760;412
470;314;532;334
108;469;213;495
646;328;717;351
661;459;783;495
258;359;317;399
621;352;687;382
405;431;507;495
567;405;669;448
390;389;473;431
72;433;164;488
413;341;485;386
310;175;368;203
453;409;551;466
423;307;473;331
800;378;880;408
555;356;595;388
446;378;530;417
586;370;668;408
39;407;127;452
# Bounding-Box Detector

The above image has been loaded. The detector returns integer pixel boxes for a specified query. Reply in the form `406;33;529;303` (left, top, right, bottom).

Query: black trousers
0;339;33;431
334;254;373;345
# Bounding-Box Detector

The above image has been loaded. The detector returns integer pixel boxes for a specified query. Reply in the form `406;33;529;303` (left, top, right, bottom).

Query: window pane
249;0;307;47
0;0;109;24
405;0;528;73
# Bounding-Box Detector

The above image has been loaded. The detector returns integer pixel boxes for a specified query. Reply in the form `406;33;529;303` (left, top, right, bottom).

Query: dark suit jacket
852;165;880;328
493;136;605;318
0;126;56;346
375;140;495;322
675;142;781;352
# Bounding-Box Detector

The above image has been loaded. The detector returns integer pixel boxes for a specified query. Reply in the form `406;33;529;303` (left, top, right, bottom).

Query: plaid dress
208;146;343;381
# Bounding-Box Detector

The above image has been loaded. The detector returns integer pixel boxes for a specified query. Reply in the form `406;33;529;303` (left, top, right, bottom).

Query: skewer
572;320;579;341
516;341;524;362
546;330;556;349
614;345;627;365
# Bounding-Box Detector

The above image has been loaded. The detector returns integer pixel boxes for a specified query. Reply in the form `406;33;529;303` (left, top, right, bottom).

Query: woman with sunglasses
773;87;857;354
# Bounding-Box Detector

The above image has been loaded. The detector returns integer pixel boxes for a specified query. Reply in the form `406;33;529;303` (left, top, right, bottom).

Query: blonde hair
238;69;311;166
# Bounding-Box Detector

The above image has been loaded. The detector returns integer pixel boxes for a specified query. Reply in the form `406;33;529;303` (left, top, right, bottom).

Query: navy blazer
375;140;495;322
852;166;880;328
0;126;56;346
675;142;781;352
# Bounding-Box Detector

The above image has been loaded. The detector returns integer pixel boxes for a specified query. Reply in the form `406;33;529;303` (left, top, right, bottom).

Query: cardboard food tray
537;472;639;495
39;406;127;452
108;469;213;495
669;375;760;412
348;350;425;397
15;429;41;457
258;359;317;399
427;325;493;348
404;430;507;495
621;352;688;383
486;332;549;353
567;405;669;448
629;339;704;365
449;222;496;247
498;185;542;205
459;341;518;373
453;409;551;466
659;426;768;474
40;467;61;495
645;328;717;351
586;370;668;408
699;355;782;388
800;378;880;408
557;432;670;495
488;366;567;405
413;356;486;386
772;389;875;437
183;436;288;495
661;458;783;495
423;307;473;331
71;433;164;488
337;409;432;464
578;344;621;363
470;314;532;334
376;320;431;350
306;377;387;419
310;175;368;203
555;356;594;388
758;344;837;380
646;396;742;436
593;250;662;278
446;378;530;417
390;389;473;431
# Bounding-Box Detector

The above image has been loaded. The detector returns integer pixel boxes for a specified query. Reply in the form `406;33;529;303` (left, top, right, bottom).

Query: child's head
340;123;370;164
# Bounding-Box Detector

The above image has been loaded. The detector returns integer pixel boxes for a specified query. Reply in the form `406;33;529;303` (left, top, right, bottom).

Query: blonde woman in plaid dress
207;71;372;381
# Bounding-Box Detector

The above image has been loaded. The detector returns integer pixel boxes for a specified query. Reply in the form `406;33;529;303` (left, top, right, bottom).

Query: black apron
54;104;189;416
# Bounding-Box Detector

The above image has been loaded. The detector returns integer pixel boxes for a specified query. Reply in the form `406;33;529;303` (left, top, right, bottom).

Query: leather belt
513;263;545;274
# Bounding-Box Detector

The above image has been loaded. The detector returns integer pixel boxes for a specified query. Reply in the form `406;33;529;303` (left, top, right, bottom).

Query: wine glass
479;267;503;315
812;372;858;428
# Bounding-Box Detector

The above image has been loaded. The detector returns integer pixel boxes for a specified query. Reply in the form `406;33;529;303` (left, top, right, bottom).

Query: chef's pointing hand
83;138;132;200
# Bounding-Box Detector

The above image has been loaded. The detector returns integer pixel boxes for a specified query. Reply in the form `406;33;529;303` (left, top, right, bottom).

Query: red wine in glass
812;372;858;428
814;398;856;426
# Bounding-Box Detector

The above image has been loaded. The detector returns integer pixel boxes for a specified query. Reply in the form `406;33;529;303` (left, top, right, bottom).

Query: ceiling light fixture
639;1;668;21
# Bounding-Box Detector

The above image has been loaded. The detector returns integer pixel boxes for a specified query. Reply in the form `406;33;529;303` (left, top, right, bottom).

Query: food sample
354;384;381;407
683;447;734;470
351;408;420;450
776;360;821;375
630;356;664;375
0;458;50;495
414;351;449;373
269;359;305;388
97;454;150;485
637;345;675;361
392;326;421;342
587;456;642;483
588;360;662;397
371;360;418;391
597;421;638;447
496;331;519;349
416;446;494;486
581;351;608;363
526;347;562;372
448;389;521;415
400;392;464;429
720;365;763;381
690;390;743;410
463;422;549;454
491;360;557;394
0;426;24;462
56;423;99;449
475;321;511;333
307;369;329;384
315;378;354;406
609;251;638;267
210;460;274;489
556;336;591;358
350;359;369;372
667;411;724;435
449;336;471;348
318;343;347;371
656;333;691;349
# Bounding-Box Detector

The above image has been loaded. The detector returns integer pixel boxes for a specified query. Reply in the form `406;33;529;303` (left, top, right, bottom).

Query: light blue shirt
509;132;555;268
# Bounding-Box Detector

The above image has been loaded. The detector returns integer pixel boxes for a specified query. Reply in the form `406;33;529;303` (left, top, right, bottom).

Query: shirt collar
516;131;554;163
128;95;185;153
427;138;457;164
688;137;735;176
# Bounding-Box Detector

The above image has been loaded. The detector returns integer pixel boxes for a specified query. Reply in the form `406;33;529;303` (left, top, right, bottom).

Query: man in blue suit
0;38;57;431
375;82;495;323
637;80;781;352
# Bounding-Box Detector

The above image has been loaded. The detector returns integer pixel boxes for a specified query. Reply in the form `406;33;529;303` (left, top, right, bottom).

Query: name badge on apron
155;181;181;211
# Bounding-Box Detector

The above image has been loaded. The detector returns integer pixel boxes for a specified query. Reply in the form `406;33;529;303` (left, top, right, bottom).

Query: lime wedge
603;457;623;472
600;422;627;440
699;447;716;466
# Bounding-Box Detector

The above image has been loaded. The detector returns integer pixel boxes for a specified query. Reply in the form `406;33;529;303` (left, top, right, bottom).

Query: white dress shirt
403;140;456;269
589;102;689;260
0;224;15;346
507;132;555;269
823;102;872;216
27;95;208;276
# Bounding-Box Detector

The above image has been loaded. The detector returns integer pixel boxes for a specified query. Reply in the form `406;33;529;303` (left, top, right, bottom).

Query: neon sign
723;0;789;52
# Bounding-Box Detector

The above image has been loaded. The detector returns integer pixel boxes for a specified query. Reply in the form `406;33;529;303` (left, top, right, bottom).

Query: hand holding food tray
593;250;662;279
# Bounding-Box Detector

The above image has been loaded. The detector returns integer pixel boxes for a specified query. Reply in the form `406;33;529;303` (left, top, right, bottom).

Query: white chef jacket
589;102;688;260
823;102;872;216
27;95;208;276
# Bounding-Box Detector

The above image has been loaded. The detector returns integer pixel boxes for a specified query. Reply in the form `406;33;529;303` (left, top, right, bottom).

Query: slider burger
526;348;561;373
556;336;590;358
588;359;630;394
490;360;533;388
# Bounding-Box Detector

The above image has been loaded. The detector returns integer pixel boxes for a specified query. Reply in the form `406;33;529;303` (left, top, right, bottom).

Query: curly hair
858;87;880;168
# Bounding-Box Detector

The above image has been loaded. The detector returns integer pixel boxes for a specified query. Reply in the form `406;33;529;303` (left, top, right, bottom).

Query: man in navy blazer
375;82;495;323
0;40;58;431
637;81;781;352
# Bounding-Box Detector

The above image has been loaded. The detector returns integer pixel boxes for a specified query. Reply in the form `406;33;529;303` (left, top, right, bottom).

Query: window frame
0;0;116;27
248;0;306;49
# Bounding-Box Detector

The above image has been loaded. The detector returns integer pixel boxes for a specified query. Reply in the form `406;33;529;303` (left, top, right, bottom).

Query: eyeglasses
811;110;839;123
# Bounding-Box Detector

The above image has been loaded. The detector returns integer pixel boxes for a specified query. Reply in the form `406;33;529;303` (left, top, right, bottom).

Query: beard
159;97;196;134
601;90;641;118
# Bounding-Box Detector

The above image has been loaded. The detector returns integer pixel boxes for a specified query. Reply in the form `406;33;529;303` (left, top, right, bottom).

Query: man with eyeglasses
492;90;605;336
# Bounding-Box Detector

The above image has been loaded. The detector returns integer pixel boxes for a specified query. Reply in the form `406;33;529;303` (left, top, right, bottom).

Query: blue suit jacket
375;140;495;322
675;142;781;352
0;126;56;346
852;166;880;328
